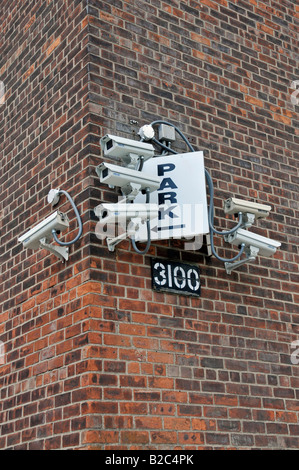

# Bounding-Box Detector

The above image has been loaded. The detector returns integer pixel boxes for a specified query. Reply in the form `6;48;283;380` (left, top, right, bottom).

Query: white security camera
96;162;160;200
94;202;159;225
18;211;70;261
224;228;281;257
94;201;159;252
224;197;271;219
100;134;155;168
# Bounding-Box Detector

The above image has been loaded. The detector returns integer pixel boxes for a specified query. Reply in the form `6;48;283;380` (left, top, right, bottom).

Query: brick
231;434;254;447
148;377;174;389
164;417;190;430
150;432;177;444
82;431;119;444
121;431;149;444
190;32;211;46
192;418;216;431
119;403;148;415
147;351;174;364
275;411;298;423
22;64;35;82
245;95;264;108
45;36;61;56
134;417;162;429
206;433;230;446
178;431;205;445
273;114;292;125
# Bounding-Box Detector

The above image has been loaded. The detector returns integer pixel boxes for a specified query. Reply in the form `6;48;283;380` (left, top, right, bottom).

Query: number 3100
153;261;200;293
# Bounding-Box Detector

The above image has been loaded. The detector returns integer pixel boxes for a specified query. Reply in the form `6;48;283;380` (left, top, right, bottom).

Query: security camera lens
102;168;109;178
106;139;113;150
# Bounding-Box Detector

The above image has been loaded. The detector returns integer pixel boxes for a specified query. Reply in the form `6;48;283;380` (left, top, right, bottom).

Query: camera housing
224;228;281;257
96;162;161;200
224;197;271;219
94;201;159;252
19;211;69;249
18;211;70;261
94;202;159;225
100;134;155;168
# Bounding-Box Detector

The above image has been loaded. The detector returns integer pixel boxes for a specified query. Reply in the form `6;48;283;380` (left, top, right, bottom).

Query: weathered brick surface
0;0;299;450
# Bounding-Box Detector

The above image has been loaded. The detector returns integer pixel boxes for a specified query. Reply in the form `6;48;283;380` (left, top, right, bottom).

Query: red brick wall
0;0;299;450
0;0;92;449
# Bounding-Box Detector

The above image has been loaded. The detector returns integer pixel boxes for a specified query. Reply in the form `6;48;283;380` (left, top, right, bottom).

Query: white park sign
134;151;209;242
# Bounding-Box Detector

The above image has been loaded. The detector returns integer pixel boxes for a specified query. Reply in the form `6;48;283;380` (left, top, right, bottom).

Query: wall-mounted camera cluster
18;121;281;274
93;124;281;272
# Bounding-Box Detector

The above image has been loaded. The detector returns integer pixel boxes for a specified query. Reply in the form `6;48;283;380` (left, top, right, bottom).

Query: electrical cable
51;189;83;246
138;155;145;171
130;156;152;254
151;137;177;155
205;169;243;236
209;227;246;263
131;187;152;255
204;168;245;262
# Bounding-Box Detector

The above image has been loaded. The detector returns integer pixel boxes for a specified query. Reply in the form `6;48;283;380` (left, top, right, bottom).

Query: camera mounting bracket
225;246;259;275
39;238;69;262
